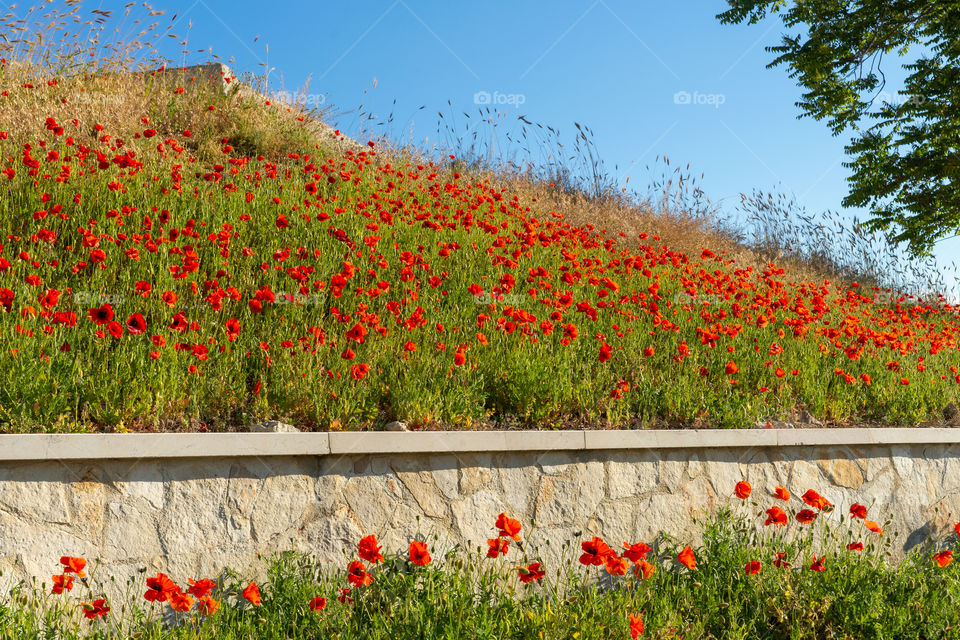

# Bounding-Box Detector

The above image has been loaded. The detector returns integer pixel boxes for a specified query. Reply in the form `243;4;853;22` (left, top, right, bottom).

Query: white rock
249;420;299;433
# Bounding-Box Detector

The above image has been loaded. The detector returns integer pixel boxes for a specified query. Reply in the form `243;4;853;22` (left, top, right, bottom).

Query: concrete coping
0;428;957;460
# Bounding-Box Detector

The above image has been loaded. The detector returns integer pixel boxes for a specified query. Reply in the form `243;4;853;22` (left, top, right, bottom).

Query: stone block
342;475;400;532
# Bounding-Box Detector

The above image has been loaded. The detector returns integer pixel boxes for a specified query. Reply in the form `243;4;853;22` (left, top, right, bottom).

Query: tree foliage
718;1;960;257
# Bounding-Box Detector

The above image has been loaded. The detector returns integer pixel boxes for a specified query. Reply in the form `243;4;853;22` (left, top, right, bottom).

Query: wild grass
1;2;959;433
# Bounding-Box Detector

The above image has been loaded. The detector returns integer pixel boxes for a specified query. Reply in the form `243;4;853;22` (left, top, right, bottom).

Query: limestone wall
0;434;958;602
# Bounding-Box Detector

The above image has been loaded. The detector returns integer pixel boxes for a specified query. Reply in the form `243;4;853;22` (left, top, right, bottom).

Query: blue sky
77;1;960;294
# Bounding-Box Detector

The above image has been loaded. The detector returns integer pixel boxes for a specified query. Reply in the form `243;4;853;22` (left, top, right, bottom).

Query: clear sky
45;1;960;296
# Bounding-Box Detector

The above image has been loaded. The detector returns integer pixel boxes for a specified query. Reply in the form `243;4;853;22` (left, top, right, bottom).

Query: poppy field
2;481;958;639
2;3;960;434
2;75;960;433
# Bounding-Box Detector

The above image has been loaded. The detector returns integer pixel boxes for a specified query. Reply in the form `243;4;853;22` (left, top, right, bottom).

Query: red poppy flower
224;318;241;341
81;598;110;620
796;509;818;524
622;542;652;563
87;304;113;325
516;562;545;583
309;596;327;611
345;322;368;343
0;287;14;313
864;520;884;535
126;313;147;335
60;556;86;577
39;289;60;310
677;546;696;570
849;503;867;519
337;588;353;604
633;559;656;579
358;534;384;564
734;480;751;499
765;506;788;526
809;556;826;572
409;541;431;566
496;513;522;541
772;486;790;501
846;542;864;551
772;552;790;568
487;538;510;558
170;590;194;613
145;573;179;603
629;613;645;639
51;573;74;594
744;560;762;575
107;320;123;339
580;537;613;566
187;578;216;598
604;554;629;576
802;489;833;511
934;550;954;567
350;363;370;380
197;596;220;615
242;581;261;606
598;342;612;362
347;560;373;587
725;361;739;375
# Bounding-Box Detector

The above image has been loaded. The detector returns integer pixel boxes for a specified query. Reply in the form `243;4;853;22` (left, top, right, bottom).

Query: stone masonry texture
0;443;957;602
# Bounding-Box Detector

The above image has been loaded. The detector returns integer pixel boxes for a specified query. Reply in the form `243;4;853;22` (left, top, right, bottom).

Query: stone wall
0;437;958;602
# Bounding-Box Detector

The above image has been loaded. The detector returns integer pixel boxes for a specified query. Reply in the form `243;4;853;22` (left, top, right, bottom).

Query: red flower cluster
30;490;960;633
577;535;658;579
48;557;221;618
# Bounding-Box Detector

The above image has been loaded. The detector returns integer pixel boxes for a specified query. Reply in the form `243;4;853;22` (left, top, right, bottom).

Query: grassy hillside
1;8;959;433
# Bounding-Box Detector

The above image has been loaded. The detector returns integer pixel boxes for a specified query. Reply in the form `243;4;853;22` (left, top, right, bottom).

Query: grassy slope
1;58;959;433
